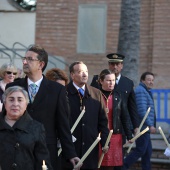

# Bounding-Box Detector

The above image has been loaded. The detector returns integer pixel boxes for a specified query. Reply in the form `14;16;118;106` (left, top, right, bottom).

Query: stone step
124;140;169;160
151;158;170;164
129;158;170;170
151;133;170;140
125;134;169;150
124;140;167;151
125;149;169;159
125;152;170;169
133;157;170;164
127;133;170;170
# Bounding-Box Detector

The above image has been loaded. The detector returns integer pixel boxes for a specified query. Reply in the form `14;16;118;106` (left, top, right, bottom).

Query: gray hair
69;61;85;73
2;86;29;104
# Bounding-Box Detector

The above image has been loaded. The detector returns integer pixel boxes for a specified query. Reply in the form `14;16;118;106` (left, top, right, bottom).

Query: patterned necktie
78;88;84;96
29;83;37;102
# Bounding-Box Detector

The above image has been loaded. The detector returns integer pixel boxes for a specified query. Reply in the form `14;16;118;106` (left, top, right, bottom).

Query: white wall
0;0;35;68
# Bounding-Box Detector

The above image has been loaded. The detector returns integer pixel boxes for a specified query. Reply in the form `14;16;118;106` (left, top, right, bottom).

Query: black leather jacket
102;89;133;140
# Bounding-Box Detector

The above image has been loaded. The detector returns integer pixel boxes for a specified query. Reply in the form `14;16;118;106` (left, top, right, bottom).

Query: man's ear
121;63;123;69
70;72;74;80
141;79;145;84
39;61;45;70
99;79;102;85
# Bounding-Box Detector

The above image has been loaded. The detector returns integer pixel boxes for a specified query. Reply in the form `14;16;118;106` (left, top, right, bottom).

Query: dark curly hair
45;68;69;85
140;72;154;82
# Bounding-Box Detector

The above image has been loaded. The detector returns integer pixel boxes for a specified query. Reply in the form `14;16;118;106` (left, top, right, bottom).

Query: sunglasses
6;71;17;75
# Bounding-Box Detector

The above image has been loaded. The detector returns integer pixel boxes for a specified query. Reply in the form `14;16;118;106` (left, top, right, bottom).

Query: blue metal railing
151;89;170;124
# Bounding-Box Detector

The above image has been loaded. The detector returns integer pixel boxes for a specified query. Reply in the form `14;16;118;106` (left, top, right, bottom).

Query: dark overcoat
6;76;77;169
115;75;139;129
66;82;109;169
0;111;53;170
91;75;139;129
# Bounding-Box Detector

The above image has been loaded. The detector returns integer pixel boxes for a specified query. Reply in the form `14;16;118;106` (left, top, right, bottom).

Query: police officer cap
106;53;125;62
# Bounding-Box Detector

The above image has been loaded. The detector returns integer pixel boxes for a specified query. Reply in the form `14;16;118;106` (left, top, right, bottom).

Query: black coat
115;75;139;129
0;87;3;102
0;111;53;170
6;76;77;169
66;82;109;169
91;75;139;130
107;90;132;140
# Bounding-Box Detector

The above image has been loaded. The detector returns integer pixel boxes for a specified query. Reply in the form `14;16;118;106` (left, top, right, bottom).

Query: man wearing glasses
6;45;81;170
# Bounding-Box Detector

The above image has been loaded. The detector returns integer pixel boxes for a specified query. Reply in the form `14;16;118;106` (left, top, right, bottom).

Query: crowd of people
0;44;169;170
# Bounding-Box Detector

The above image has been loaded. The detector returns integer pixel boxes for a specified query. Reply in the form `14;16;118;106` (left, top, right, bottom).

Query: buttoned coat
6;76;77;169
66;82;109;169
0;111;53;170
91;75;139;129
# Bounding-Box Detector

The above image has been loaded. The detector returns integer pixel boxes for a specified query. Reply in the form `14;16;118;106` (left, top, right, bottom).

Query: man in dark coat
91;53;139;170
6;45;81;170
65;61;109;170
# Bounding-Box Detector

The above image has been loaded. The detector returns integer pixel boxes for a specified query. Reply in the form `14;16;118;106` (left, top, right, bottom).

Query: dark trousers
62;169;97;170
47;145;61;170
123;132;152;170
114;166;122;170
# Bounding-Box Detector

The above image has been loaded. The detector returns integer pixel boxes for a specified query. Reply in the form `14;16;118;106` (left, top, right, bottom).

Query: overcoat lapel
117;76;123;87
19;76;48;107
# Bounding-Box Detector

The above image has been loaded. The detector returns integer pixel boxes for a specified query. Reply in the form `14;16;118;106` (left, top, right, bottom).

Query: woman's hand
102;146;109;154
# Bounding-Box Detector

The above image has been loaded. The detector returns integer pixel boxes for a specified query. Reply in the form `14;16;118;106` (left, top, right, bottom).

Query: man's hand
150;126;156;134
134;128;139;135
70;157;82;170
128;139;134;144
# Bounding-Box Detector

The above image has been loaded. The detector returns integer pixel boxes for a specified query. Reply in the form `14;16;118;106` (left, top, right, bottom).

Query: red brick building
35;0;170;88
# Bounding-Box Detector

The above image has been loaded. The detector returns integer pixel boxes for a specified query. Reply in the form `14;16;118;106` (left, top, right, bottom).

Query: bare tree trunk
117;0;141;87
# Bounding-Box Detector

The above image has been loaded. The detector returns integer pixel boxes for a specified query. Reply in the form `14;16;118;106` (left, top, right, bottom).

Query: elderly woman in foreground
0;86;53;170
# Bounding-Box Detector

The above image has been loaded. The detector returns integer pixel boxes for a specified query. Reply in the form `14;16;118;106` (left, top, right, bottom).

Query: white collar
27;76;43;87
116;74;121;83
73;82;85;91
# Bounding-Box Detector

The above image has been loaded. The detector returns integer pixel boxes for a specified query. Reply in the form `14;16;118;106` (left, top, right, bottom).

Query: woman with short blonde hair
0;63;17;112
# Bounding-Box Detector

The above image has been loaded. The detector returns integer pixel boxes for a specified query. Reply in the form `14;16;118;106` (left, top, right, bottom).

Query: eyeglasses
22;57;39;62
6;71;17;75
